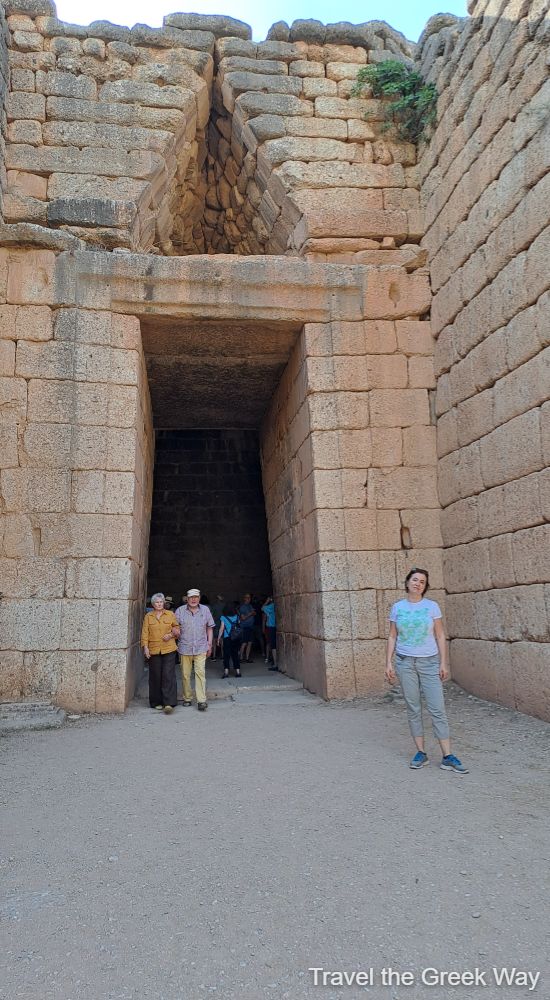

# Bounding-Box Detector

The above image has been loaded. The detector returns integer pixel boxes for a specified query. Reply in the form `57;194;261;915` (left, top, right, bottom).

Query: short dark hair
404;567;430;594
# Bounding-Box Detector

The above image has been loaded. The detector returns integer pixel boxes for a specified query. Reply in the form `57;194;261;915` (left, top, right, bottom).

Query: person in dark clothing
217;601;242;679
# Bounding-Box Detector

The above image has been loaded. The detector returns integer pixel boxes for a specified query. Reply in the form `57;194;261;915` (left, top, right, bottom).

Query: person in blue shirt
217;601;242;679
262;597;277;671
385;567;468;774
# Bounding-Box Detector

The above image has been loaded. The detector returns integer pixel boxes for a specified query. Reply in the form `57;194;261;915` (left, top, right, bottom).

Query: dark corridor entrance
147;428;272;607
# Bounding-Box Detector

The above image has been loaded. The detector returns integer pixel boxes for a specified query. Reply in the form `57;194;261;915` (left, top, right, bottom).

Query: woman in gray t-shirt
385;567;468;774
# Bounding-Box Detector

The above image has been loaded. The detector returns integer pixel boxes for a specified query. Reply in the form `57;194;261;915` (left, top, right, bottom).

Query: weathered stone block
164;12;251;39
511;525;550;585
367;467;439;509
402;425;437;466
370;427;402;467
0;341;15;376
511;642;550;721
235;91;313;118
369;389;430;427
6;90;46;121
0;598;61;652
444;539;492;593
35;70;97;99
47;197;137;228
1;468;71;512
6;249;56;305
480;409;544;489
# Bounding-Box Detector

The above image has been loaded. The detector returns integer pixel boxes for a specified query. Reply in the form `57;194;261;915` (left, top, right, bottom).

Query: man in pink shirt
175;588;215;711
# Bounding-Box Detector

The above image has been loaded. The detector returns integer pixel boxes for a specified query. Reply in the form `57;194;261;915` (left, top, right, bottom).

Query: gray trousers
395;653;450;741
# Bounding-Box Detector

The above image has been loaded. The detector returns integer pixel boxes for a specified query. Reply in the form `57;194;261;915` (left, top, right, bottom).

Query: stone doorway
0;249;438;712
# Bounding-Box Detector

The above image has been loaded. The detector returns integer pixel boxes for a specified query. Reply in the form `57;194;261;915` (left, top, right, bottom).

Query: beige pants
180;653;207;704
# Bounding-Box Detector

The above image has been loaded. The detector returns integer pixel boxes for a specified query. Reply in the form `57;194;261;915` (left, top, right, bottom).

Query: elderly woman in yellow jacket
141;592;180;714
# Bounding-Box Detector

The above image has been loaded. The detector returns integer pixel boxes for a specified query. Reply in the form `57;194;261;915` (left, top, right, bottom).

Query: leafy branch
351;60;438;145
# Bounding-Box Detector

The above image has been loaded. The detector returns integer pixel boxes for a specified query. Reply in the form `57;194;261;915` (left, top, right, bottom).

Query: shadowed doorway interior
142;315;301;609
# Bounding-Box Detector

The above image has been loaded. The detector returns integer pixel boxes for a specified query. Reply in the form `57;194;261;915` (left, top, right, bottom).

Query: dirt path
1;686;549;1000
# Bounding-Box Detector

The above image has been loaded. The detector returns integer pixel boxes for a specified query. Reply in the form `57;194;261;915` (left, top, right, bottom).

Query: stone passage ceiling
141;316;301;427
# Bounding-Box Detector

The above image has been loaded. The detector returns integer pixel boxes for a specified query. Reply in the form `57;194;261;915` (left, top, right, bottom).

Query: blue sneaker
410;750;428;769
440;753;469;774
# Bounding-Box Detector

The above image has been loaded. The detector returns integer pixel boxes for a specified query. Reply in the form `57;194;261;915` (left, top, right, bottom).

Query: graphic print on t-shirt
394;604;433;647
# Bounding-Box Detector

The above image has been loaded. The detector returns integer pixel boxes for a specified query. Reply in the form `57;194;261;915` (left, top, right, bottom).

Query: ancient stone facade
0;0;548;718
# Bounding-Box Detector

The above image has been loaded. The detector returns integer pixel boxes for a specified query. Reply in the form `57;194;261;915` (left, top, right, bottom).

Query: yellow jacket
141;610;178;655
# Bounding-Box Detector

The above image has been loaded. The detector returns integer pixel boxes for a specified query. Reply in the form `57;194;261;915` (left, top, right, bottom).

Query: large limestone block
60;598;100;650
27;379;139;428
474;586;548;644
511;525;550;585
16;340;140;385
400;509;443;548
6;0;56;14
42;121;173;152
371;427;402;466
511;642;550;721
95;649;131;713
440;497;479;547
45;95;190;131
47;173;149;203
0;468;71;512
0;598;61;651
0;342;15;376
99;80;195;111
444;539;492;593
363;271;431;321
7;121;42;146
344;508;401;550
315;95;383;120
267;140;364;174
218;56;288;77
292;188;406;241
235;91;313;118
6;90;46;121
367;467;439;509
6;143;164;179
38;512;134;558
0;375;27;421
480;409;544;489
221;71;301;111
369;388;430;427
0;651;24;701
55;650;97;713
402;425;437;466
47;197;138;228
164;13;252;40
303;77;337;97
6;249;56;305
283;116;348;139
35;70;97;99
0;424;19;468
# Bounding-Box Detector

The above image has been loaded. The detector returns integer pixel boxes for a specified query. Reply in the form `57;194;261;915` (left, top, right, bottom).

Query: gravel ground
1;685;549;1000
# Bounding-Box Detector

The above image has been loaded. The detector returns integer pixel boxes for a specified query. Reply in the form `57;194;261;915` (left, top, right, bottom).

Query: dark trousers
223;638;240;672
148;652;177;708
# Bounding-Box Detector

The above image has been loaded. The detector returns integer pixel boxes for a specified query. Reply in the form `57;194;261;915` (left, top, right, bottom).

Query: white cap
187;588;200;597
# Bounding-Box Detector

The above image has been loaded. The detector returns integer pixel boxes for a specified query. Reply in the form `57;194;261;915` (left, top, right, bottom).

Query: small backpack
228;616;243;643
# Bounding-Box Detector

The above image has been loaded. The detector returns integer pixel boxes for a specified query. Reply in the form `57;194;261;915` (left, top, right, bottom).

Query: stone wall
1;2;425;264
148;428;272;603
0;248;154;711
418;0;550;719
0;5;8;221
261;274;442;698
1;0;548;718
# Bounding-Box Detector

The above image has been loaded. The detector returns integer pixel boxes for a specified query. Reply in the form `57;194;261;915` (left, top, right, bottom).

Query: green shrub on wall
351;60;438;144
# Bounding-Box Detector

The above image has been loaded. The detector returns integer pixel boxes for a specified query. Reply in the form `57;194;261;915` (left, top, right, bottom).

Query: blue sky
56;1;468;43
